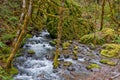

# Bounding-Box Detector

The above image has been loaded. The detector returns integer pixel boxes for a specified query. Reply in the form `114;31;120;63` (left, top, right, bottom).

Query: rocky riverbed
14;30;120;80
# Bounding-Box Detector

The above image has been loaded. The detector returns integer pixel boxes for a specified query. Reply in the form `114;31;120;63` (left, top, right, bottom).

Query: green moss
63;61;72;67
62;41;70;50
74;45;79;50
80;28;116;44
86;63;100;70
0;67;14;80
102;28;115;38
49;39;57;46
28;50;35;54
8;67;18;75
26;34;33;38
73;50;78;57
100;59;116;66
80;33;104;44
0;42;6;48
100;44;120;58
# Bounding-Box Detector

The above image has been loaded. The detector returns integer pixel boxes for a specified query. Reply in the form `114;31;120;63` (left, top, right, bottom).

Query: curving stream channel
14;30;120;80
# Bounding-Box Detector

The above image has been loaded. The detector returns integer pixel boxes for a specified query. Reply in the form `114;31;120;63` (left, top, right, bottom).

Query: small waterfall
14;30;61;80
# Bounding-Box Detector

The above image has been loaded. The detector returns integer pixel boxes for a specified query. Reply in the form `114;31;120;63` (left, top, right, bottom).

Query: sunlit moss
100;59;116;66
100;44;120;58
80;28;116;44
28;50;35;54
86;63;100;70
62;41;70;50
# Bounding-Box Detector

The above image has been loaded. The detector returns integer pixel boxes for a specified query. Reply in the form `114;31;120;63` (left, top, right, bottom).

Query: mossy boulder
100;44;120;58
80;33;104;44
100;59;116;66
80;28;116;44
62;41;70;50
28;50;35;54
49;39;57;46
86;63;100;70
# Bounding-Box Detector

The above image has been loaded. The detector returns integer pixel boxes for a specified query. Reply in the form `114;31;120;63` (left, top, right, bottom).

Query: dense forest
0;0;120;80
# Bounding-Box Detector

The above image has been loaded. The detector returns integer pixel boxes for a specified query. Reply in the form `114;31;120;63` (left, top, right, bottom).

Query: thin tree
53;0;64;69
100;0;105;30
5;0;33;69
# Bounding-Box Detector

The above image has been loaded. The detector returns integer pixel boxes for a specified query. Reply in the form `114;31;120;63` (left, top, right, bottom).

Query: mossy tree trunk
5;0;33;69
100;0;105;30
53;0;64;69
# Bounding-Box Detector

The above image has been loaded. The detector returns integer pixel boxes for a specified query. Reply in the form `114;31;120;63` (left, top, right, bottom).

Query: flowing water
14;30;62;80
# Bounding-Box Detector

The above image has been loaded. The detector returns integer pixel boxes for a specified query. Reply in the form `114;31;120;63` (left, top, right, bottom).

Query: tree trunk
100;0;105;30
53;0;64;69
5;0;33;69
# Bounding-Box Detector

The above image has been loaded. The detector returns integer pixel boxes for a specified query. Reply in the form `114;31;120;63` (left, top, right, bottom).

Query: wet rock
91;68;100;72
58;58;64;62
72;56;78;60
62;50;71;59
53;69;58;73
67;66;75;71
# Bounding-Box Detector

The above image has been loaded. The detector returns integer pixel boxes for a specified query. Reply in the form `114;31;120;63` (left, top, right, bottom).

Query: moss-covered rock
100;59;116;66
28;50;35;54
74;45;79;50
80;33;104;44
86;63;100;70
80;28;116;44
100;44;120;58
62;41;70;50
73;50;78;57
49;39;57;46
63;61;72;67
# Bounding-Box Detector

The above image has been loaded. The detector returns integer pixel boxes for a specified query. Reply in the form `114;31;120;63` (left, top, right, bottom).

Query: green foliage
32;0;94;40
0;67;14;80
0;42;6;48
1;34;15;41
2;47;11;54
113;35;120;43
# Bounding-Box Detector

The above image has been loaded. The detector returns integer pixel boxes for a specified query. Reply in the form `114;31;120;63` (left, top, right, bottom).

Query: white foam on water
14;31;61;80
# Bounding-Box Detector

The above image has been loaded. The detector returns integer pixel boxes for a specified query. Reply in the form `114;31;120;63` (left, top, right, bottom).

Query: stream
14;30;120;80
